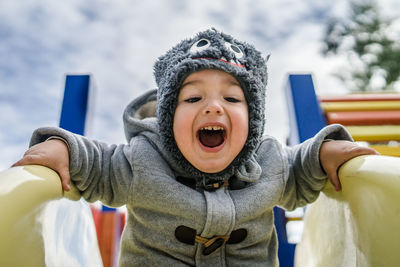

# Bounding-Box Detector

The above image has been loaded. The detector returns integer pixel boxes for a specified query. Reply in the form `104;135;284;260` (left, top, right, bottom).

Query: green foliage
322;0;400;92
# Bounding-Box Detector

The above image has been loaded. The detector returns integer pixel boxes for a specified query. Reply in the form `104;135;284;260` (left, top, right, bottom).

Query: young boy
13;29;378;266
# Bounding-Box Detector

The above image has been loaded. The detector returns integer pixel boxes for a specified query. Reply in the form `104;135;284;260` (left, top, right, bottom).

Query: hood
123;89;158;140
153;28;266;183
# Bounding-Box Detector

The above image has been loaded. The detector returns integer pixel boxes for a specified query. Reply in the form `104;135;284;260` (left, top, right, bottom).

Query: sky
1;0;399;170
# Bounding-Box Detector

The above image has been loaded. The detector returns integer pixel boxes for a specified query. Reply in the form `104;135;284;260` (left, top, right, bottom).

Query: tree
322;0;400;92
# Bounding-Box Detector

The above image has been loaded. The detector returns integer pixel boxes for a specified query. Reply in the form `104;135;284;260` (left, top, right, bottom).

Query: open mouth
197;126;226;148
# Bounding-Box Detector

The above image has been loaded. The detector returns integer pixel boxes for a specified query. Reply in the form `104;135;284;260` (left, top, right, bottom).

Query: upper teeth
201;126;224;131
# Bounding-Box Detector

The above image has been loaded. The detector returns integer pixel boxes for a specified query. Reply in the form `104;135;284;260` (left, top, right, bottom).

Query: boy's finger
59;169;71;191
11;154;40;167
11;158;27;167
350;145;380;157
61;179;71;191
328;171;341;192
62;182;71;192
11;160;21;167
366;147;380;155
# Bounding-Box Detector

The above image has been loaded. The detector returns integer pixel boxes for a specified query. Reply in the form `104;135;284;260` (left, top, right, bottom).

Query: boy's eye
185;97;201;103
224;97;241;103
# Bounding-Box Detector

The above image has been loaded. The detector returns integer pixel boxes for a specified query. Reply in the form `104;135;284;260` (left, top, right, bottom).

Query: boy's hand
320;140;379;192
12;139;71;191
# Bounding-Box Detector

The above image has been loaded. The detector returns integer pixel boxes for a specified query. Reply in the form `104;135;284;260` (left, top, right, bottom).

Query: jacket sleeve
30;126;134;207
278;124;353;210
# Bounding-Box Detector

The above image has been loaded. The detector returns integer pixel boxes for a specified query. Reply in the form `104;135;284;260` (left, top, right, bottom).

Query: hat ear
153;53;169;85
153;37;195;85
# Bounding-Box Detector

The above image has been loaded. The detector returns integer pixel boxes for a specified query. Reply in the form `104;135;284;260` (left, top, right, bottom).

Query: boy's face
173;69;249;173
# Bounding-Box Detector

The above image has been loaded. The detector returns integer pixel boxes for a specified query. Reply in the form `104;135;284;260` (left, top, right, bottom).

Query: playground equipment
283;74;400;267
295;154;400;266
286;74;400;154
0;165;102;267
0;75;124;266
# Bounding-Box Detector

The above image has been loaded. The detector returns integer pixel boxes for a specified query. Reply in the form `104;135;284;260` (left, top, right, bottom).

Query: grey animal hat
154;28;268;181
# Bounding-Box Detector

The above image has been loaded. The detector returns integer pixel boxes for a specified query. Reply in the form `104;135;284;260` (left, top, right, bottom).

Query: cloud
0;0;399;170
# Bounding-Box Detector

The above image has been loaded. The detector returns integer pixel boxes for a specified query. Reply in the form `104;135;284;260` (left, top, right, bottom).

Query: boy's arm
13;127;134;207
279;124;377;210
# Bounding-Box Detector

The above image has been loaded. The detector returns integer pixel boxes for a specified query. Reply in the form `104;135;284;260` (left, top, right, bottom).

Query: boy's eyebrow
224;79;242;88
181;80;197;89
229;79;241;86
181;78;241;89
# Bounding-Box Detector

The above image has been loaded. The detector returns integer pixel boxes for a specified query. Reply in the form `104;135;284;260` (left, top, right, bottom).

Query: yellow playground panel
0;165;103;267
295;155;400;267
320;96;400;157
345;125;400;142
321;100;400;112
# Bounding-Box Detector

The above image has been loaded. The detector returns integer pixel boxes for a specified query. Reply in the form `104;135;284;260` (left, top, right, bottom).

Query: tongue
199;130;224;147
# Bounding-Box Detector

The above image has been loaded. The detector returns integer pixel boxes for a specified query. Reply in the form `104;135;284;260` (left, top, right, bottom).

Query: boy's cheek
173;108;195;146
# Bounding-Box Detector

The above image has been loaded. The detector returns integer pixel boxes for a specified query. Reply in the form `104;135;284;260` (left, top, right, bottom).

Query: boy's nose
203;101;224;115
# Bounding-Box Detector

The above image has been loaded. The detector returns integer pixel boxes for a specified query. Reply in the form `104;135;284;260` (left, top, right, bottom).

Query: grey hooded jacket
30;90;352;267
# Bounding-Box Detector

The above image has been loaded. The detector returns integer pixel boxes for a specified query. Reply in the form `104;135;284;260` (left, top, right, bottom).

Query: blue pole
59;75;90;135
285;74;326;144
59;75;116;214
274;74;328;267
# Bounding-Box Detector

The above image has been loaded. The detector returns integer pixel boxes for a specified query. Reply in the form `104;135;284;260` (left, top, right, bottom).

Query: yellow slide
295;155;400;266
0;165;103;266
